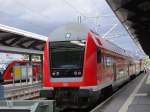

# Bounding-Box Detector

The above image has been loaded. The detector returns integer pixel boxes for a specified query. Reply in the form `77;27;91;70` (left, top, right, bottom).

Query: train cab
50;41;84;80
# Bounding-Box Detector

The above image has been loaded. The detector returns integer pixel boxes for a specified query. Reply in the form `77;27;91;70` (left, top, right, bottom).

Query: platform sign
21;66;27;80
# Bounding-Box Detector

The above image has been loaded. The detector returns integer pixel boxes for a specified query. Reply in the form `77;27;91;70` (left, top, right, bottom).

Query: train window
50;41;85;78
106;56;111;67
97;49;101;63
51;50;84;68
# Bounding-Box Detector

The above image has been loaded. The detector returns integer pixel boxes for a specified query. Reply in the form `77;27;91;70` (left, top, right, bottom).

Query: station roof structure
0;24;47;54
106;0;150;56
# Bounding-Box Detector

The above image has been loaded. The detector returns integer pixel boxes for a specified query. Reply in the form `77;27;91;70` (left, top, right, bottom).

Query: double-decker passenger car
41;23;144;108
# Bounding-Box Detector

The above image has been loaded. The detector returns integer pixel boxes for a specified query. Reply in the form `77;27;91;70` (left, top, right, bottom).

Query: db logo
65;33;71;40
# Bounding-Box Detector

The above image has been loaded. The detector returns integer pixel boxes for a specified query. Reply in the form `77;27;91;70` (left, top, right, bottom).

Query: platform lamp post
28;54;33;84
40;54;43;82
29;54;32;62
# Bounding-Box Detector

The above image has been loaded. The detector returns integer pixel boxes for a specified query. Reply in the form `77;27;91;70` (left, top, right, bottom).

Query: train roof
50;23;136;59
50;23;89;41
94;34;137;58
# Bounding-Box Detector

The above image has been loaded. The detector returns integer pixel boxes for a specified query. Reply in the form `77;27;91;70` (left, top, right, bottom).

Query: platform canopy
106;0;150;56
0;24;47;54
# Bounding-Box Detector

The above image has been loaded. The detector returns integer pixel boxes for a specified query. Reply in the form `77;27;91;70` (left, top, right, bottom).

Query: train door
99;49;105;84
113;59;117;81
128;62;130;76
97;49;102;83
105;54;113;82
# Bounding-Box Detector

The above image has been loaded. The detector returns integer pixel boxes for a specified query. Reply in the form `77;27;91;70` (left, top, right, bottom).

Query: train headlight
52;72;56;76
74;71;77;75
78;71;81;75
56;72;59;76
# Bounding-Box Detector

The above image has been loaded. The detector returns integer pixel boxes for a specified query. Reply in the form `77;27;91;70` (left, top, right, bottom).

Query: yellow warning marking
15;67;21;78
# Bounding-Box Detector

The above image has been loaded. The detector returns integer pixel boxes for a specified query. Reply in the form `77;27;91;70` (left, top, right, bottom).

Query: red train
41;23;144;108
0;61;42;83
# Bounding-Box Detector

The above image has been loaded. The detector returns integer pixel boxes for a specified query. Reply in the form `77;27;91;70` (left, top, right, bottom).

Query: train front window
50;41;85;78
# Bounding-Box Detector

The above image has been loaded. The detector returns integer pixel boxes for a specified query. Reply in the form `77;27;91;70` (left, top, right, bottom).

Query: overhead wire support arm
103;23;118;38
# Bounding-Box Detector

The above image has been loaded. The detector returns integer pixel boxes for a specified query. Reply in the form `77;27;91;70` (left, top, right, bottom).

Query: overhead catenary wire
103;23;118;38
63;0;144;56
63;0;101;18
12;0;144;57
63;0;87;17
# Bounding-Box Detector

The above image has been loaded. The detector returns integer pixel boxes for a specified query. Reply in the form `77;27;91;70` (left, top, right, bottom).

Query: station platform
0;81;42;100
91;71;150;112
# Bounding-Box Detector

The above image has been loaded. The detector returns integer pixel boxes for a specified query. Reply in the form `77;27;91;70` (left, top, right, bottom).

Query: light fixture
70;40;85;46
74;71;77;75
56;72;59;76
65;33;71;39
78;71;81;75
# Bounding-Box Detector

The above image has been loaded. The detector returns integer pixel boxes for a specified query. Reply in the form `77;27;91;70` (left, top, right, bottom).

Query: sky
0;53;23;70
0;0;145;58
